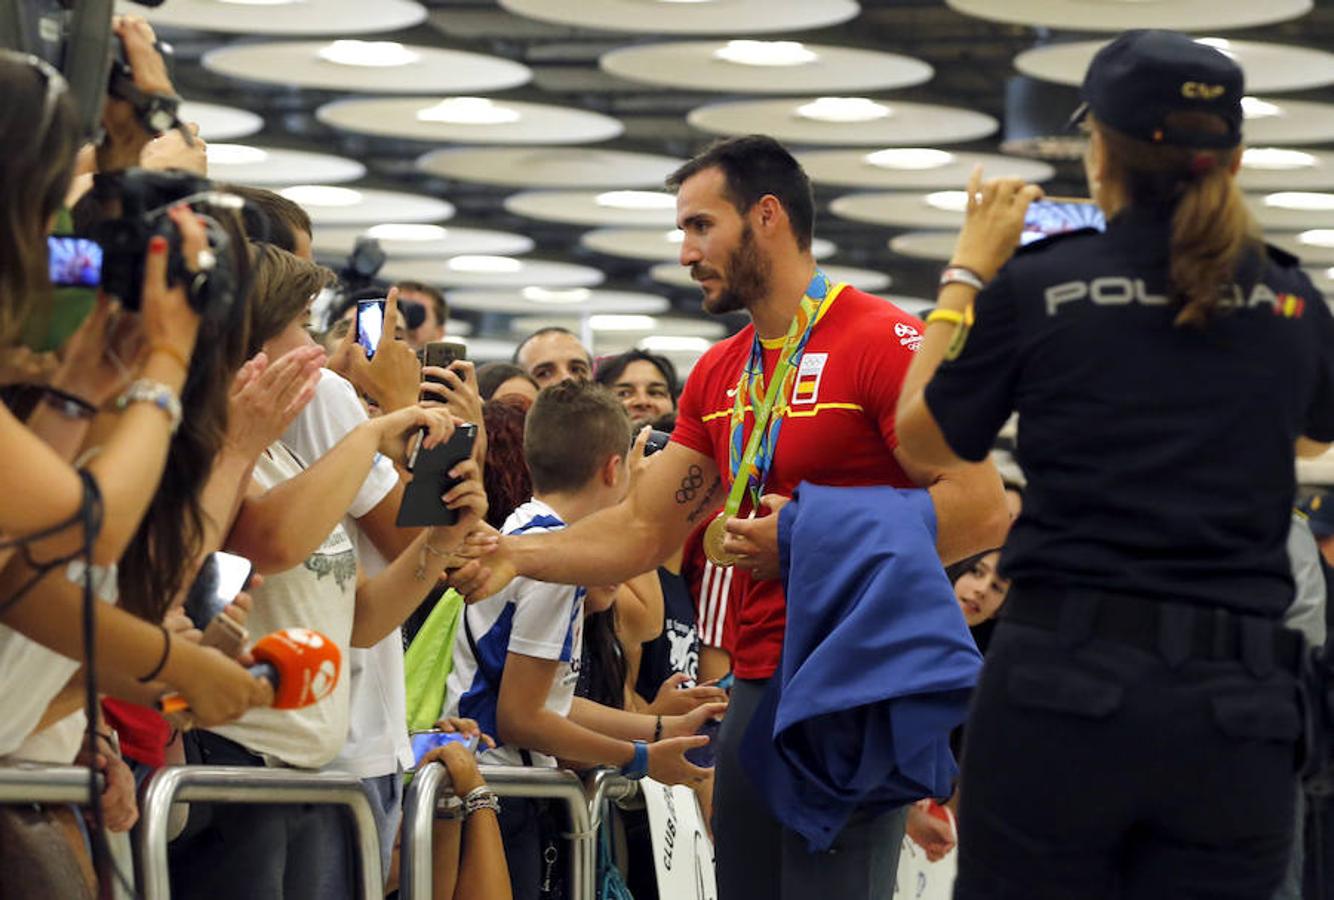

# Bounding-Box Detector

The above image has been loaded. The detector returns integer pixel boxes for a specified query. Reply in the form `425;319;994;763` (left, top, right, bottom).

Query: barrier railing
0;763;135;900
400;764;639;900
136;765;382;900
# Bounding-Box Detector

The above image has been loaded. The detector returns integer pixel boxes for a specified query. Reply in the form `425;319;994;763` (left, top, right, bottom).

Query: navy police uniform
922;32;1334;900
932;218;1334;899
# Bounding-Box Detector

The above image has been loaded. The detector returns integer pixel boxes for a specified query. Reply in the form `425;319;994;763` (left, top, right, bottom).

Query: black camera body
89;168;236;321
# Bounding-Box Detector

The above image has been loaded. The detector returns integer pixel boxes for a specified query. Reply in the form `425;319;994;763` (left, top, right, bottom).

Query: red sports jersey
672;285;922;679
682;514;743;655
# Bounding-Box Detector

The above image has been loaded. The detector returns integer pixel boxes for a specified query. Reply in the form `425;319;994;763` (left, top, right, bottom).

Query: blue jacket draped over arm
740;483;983;851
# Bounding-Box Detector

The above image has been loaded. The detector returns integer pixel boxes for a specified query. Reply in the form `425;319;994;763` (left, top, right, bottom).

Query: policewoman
894;30;1334;899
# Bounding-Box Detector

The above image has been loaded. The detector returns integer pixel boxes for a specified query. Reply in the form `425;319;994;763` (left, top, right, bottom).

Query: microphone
158;627;342;715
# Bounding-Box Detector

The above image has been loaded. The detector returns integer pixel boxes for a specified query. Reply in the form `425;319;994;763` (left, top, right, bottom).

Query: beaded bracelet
462;785;500;819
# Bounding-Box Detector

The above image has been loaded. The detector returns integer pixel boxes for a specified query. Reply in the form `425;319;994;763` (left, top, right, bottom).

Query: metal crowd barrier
136;765;382;900
0;763;135;900
400;764;639;900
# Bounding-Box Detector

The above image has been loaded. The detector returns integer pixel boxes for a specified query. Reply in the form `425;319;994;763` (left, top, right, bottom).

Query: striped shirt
442;499;585;767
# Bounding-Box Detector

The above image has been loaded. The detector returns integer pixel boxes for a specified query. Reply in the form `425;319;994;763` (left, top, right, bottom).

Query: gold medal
703;513;739;568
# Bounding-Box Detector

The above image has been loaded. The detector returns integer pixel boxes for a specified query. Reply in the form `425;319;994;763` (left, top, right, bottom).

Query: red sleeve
670;353;714;457
859;305;924;451
681;519;739;654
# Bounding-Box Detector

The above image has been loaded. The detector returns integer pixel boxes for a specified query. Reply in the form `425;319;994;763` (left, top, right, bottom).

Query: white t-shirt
14;711;86;763
442;500;585;768
0;562;118;757
283;368;412;778
210;443;358;768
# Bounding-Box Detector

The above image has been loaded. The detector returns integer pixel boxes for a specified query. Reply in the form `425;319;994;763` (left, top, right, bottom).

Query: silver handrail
0;763;135;900
402;764;626;900
585;767;639;831
136;765;382;900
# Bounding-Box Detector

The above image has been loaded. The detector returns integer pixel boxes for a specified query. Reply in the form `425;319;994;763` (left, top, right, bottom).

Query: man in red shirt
453;135;1008;899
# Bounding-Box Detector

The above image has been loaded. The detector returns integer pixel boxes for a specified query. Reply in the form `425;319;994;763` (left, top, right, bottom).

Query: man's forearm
510;502;682;587
927;461;1009;565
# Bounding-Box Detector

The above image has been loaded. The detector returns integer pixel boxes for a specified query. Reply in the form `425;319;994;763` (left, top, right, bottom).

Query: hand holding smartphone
410;729;481;765
396;423;479;527
183;551;253;657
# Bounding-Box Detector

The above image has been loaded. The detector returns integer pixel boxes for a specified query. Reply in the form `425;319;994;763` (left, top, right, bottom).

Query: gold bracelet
149;344;191;374
414;542;455;581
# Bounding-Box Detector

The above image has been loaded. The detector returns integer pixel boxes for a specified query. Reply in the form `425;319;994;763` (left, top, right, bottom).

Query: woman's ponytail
1096;113;1259;327
1169;159;1256;326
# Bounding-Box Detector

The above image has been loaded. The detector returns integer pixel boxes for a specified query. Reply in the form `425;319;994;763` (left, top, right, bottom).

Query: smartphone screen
356;299;386;359
1022;198;1105;246
410;730;480;764
48;236;103;287
183;551;253;630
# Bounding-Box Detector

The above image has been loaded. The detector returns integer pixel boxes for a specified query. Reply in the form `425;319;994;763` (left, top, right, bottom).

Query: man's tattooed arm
673;464;723;524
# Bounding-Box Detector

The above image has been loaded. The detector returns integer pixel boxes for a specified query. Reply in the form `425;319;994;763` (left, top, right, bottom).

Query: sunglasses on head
0;49;69;146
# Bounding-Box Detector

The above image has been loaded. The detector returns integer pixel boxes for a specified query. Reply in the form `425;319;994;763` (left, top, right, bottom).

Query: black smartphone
356;299;386;359
396;423;479;528
684;717;721;768
183;551;253;630
644;429;671;456
422;339;469;390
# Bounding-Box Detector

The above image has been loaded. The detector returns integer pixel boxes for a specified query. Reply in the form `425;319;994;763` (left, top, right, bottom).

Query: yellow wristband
926;308;967;327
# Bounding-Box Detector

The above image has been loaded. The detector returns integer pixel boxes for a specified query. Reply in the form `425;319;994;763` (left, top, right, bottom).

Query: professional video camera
86;168;241;322
0;0;180;140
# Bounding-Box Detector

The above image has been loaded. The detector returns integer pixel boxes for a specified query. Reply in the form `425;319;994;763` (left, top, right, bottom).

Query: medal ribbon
722;269;841;519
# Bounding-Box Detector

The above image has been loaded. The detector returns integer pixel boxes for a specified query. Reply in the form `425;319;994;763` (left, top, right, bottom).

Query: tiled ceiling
143;0;1334;364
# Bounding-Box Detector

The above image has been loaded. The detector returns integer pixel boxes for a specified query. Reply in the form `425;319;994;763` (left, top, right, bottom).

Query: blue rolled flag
741;483;983;851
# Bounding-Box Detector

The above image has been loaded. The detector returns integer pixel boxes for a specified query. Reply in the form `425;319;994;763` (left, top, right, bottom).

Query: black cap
1070;29;1244;150
398;299;426;331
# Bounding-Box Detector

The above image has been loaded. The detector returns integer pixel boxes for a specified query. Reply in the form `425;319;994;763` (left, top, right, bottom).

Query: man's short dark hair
666;135;815;252
594;349;680;401
524;381;632;495
222;185;313;252
395;279;447;325
512;326;591;365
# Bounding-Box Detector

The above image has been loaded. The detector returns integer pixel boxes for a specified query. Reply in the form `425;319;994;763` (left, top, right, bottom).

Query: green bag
403;588;465;732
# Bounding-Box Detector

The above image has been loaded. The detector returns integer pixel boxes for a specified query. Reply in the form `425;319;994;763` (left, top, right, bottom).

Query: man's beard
698;224;770;316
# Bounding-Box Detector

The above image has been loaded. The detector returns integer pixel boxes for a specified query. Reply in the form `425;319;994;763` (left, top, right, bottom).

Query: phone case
200;614;248;658
422;342;466;388
396;424;478;528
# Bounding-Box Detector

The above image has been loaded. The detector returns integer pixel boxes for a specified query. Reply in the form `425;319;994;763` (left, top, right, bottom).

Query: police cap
1069;29;1243;150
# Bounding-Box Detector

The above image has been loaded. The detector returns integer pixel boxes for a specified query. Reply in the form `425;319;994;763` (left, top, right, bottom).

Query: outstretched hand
446;525;517;603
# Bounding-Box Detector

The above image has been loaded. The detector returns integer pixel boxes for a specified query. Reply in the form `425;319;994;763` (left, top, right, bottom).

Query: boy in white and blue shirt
444;499;586;768
441;381;722;900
